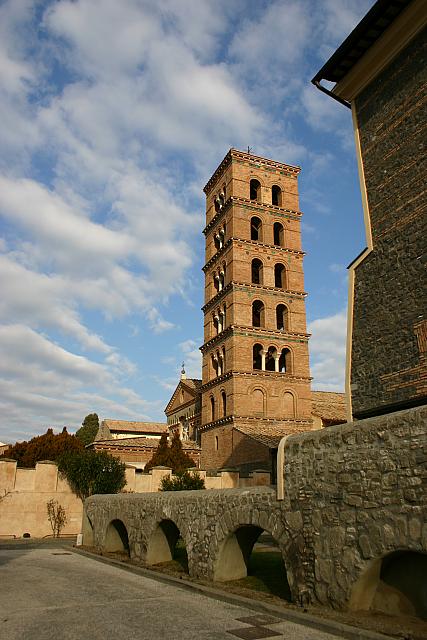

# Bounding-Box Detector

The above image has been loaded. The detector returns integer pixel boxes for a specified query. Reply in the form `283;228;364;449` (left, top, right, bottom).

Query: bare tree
46;499;67;538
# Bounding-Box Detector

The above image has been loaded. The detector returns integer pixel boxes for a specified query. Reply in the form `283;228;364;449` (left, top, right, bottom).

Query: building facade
200;149;313;470
312;0;427;420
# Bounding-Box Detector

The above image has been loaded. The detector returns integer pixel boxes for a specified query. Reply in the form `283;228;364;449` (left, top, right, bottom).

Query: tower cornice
200;369;312;393
200;325;310;353
203;148;301;195
202;282;307;314
203;238;305;273
203;196;302;235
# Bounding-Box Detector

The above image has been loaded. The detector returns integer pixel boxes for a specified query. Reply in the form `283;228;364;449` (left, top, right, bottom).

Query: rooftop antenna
247;146;252;154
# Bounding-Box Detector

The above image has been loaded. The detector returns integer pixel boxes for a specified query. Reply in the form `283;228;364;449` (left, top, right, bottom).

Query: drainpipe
311;79;351;109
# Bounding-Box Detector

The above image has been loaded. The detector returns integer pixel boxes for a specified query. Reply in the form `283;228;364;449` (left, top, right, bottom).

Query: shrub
58;450;126;501
161;470;205;491
46;499;67;537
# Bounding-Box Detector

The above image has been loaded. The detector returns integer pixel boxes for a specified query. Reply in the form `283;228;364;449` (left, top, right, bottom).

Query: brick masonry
351;26;427;418
84;405;427;611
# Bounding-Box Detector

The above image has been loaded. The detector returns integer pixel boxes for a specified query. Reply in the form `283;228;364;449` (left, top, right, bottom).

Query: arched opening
215;435;219;450
211;354;218;378
213;273;219;293
265;346;277;372
146;519;188;574
104;519;130;557
279;348;292;373
273;222;284;247
252;388;265;415
252;300;265;327
276;304;288;330
274;263;286;288
221;391;226;417
283;391;295;417
250;179;261;202
272;185;282;206
252;343;263;370
214;232;221;251
350;551;427;620
222;345;226;372
210;396;215;422
250;216;262;241
251;258;263;285
213;525;291;601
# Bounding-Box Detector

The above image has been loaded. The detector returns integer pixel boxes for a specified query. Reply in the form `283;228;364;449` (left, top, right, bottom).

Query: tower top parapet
203;148;301;195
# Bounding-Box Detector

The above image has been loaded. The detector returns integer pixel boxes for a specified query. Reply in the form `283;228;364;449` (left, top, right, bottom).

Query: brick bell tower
200;149;312;471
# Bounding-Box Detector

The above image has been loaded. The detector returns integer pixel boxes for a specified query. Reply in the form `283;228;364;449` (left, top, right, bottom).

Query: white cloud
308;310;347;391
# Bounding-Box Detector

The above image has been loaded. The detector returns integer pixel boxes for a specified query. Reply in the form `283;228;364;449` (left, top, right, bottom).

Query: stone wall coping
284;404;426;448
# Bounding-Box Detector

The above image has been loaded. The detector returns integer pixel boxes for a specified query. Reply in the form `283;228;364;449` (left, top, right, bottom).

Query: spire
180;362;186;380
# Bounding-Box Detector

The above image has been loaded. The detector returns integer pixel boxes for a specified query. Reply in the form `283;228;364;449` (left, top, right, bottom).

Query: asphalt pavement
0;547;342;640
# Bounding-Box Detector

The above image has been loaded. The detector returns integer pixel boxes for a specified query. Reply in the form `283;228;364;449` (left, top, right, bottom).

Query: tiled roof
94;437;159;448
183;378;202;390
93;436;201;451
235;423;309;449
100;420;167;435
311;391;346;421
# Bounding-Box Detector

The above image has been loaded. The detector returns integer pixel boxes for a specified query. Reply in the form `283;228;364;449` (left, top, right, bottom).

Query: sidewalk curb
69;546;394;640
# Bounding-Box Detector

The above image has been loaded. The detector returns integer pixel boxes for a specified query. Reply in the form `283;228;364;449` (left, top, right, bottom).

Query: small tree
168;432;195;474
76;413;100;446
58;450;126;501
161;470;205;491
46;499;67;537
144;433;170;472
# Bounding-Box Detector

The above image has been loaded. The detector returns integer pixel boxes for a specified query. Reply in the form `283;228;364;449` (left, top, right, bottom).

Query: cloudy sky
0;0;374;443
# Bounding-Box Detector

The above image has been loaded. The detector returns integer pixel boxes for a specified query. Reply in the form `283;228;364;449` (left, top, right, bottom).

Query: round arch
145;515;190;568
349;550;427;619
104;518;130;555
209;507;303;601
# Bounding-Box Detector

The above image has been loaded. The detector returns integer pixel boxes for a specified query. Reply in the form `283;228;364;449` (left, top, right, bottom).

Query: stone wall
351;27;427;418
282;405;427;609
84;405;427;615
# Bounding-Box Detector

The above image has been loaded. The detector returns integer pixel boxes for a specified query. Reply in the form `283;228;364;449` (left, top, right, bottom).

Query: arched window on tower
273;222;284;246
252;300;265;328
210;396;215;422
251;258;263;285
211;353;219;378
222;345;226;372
213;273;219;292
272;185;282;206
283;391;295;417
274;263;286;289
250;216;262;241
253;343;263;370
221;391;226;417
265;346;277;372
250;179;261;202
279;348;292;373
276;304;288;330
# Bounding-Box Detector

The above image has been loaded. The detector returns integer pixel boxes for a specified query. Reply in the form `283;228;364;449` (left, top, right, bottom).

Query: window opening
274;263;286;289
252;300;265;328
253;343;263;370
273;222;284;247
250;179;261;202
251;258;263;285
276;304;288;330
251;217;262;242
272;185;282;206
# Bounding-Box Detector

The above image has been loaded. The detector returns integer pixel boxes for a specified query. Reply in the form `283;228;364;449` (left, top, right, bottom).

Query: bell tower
200;149;312;470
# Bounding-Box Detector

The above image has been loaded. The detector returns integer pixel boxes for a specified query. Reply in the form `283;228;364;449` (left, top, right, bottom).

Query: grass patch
229;550;291;601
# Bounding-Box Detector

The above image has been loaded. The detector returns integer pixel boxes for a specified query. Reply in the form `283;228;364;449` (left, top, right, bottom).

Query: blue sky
0;0;374;443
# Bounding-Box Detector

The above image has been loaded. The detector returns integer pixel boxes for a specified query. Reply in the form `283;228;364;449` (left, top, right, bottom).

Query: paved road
0;548;340;640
